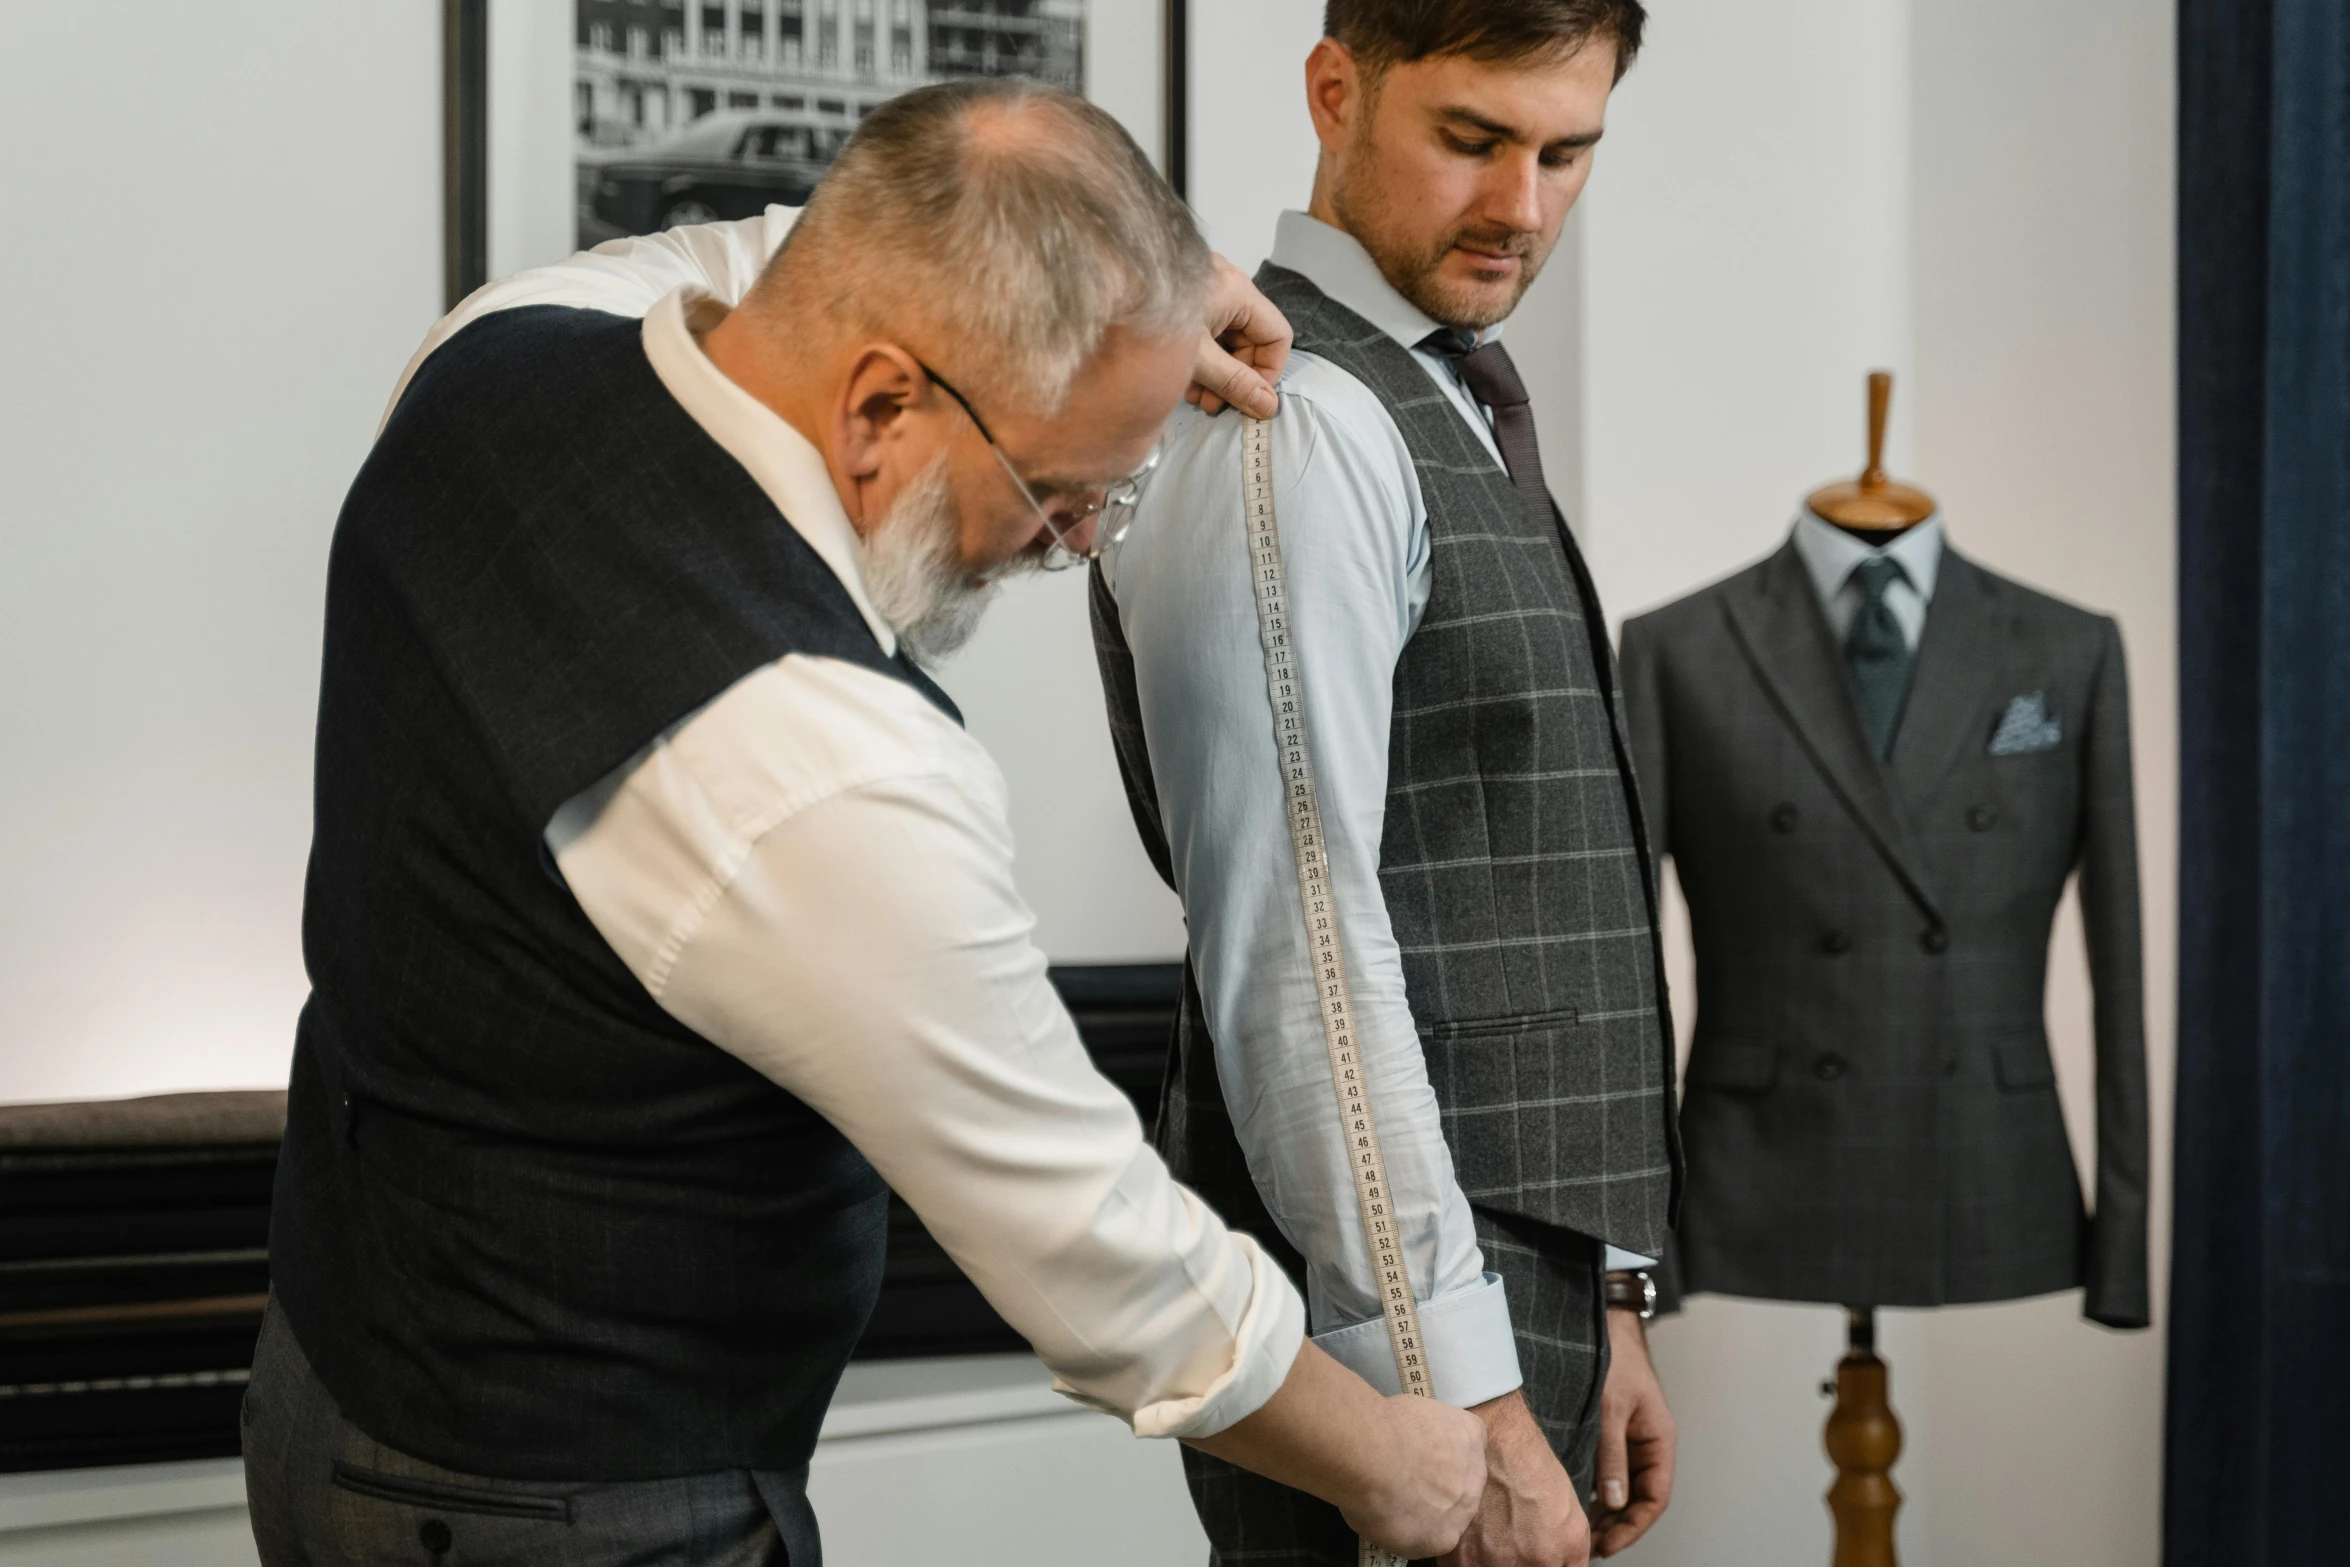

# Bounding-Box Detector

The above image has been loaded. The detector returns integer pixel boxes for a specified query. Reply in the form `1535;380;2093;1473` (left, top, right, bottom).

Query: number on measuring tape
1241;416;1427;1567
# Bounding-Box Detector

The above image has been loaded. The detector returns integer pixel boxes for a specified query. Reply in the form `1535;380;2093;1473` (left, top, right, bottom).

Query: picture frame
444;0;1189;307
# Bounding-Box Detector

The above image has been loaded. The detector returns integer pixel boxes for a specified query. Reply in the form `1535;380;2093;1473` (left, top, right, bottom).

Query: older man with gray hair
243;80;1485;1566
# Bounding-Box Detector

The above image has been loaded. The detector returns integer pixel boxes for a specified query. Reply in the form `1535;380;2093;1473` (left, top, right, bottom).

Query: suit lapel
1888;549;2010;807
1721;542;1946;924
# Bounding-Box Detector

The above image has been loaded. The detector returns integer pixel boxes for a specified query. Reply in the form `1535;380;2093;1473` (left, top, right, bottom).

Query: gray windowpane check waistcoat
1091;265;1681;1260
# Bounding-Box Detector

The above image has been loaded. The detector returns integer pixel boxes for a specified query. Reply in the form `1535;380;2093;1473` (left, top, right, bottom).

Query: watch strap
1604;1269;1657;1320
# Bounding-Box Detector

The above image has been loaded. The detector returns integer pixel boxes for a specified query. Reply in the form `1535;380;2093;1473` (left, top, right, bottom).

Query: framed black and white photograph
446;0;1186;305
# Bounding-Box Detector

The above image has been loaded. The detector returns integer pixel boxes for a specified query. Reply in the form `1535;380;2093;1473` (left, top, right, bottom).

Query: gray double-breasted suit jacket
1619;539;2150;1327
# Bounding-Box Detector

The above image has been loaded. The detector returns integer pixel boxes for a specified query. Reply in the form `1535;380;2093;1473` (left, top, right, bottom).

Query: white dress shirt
398;252;1307;1439
1791;507;1948;648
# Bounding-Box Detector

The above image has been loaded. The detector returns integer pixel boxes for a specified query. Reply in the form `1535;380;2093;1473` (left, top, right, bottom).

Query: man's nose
1482;153;1545;238
1035;506;1099;559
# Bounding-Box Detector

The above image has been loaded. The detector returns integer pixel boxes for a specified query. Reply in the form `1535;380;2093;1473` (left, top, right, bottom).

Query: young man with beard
246;82;1492;1566
1090;4;1679;1563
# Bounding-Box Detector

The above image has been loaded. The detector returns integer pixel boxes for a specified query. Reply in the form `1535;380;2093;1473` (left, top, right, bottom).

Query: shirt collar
1792;507;1947;606
1268;210;1504;358
640;287;898;656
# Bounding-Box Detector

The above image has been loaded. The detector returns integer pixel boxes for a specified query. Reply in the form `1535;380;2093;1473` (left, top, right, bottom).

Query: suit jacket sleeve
1618;615;1672;866
2078;616;2152;1328
1615;614;1691;1312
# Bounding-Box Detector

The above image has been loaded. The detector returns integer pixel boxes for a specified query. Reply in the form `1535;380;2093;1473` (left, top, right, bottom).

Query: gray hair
755;78;1210;411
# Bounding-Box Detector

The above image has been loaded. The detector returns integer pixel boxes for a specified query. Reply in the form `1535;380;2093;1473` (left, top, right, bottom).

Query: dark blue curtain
2169;0;2350;1561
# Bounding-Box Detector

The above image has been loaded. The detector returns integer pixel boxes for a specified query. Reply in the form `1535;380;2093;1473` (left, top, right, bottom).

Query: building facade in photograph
576;0;1083;157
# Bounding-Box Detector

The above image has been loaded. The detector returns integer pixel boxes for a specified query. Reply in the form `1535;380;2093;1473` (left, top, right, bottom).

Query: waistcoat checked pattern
1094;266;1679;1258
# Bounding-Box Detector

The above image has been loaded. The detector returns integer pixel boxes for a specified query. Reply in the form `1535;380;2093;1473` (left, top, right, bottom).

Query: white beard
855;455;1034;666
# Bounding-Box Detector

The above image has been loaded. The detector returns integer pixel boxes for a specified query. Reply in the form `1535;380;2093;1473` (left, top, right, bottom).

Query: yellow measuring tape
1241;415;1429;1567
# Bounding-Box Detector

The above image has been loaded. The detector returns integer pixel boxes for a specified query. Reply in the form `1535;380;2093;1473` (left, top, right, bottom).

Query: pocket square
1989;692;2063;755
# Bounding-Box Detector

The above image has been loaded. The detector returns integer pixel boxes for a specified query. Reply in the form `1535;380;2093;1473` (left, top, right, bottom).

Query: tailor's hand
1341;1392;1490;1561
1181;1340;1481;1559
1441;1390;1589;1567
1189;253;1292;418
1591;1309;1676;1556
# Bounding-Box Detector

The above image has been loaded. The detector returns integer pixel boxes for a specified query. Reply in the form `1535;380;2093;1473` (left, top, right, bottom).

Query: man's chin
1403;250;1530;326
1423;279;1524;331
898;580;998;665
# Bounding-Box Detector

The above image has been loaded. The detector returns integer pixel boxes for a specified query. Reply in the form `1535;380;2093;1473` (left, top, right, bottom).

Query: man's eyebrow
1435;104;1604;149
1021;466;1117;494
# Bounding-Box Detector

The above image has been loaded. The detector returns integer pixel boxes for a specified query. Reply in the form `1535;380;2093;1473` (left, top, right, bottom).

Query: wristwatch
1604;1269;1657;1320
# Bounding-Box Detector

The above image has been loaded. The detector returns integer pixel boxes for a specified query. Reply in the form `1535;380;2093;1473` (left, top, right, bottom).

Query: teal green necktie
1846;556;1913;760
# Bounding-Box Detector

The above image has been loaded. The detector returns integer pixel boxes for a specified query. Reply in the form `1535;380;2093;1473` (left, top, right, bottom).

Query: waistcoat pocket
1423;1007;1580;1040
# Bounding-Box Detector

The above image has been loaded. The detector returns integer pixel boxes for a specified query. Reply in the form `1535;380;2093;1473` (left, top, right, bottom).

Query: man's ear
833;344;927;488
1304;38;1363;153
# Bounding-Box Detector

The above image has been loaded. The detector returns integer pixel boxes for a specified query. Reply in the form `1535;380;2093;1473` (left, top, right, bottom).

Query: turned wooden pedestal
1824;1306;1903;1567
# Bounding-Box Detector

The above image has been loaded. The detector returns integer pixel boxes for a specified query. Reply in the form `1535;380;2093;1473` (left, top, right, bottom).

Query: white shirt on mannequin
1790;507;1947;647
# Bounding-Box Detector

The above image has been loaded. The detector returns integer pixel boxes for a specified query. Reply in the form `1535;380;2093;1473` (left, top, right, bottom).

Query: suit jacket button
1968;804;1999;831
1942;1057;1960;1078
1820;930;1852;955
1813;1053;1848;1081
1920;928;1951;954
1770;803;1800;833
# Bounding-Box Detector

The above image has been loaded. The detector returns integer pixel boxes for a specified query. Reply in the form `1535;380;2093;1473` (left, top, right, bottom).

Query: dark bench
0;964;1181;1472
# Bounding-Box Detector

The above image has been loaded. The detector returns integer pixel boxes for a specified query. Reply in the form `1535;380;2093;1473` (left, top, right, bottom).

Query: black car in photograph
587;112;832;237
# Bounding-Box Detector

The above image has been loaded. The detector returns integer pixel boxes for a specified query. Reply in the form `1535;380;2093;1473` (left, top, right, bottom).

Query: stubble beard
856;454;1037;667
1332;158;1553;331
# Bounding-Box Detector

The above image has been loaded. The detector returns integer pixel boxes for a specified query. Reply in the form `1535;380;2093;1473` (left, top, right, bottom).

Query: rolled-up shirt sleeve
549;653;1305;1438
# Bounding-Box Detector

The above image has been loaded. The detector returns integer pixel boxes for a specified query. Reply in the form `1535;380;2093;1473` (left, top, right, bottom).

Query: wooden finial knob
1862;371;1892;487
1806;370;1936;529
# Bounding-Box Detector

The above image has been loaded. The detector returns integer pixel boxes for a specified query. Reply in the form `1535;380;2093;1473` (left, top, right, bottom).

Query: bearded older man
243;81;1486;1567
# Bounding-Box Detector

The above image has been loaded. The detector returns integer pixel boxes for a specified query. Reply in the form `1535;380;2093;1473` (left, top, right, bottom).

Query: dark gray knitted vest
1091;264;1679;1260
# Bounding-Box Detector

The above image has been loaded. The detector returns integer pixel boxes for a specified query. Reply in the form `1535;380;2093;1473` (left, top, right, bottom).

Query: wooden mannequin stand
1805;369;1923;1566
1824;1306;1903;1566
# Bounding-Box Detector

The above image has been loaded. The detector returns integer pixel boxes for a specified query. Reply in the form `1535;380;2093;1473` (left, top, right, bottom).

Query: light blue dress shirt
1100;213;1642;1408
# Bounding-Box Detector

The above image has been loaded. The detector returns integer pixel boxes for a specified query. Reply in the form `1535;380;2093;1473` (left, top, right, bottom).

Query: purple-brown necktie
1420;328;1551;524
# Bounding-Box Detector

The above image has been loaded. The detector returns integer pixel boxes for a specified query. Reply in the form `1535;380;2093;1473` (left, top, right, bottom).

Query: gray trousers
242;1302;818;1566
1182;1215;1609;1567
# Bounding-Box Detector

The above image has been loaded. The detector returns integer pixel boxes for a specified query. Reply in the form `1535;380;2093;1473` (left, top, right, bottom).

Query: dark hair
1323;0;1647;80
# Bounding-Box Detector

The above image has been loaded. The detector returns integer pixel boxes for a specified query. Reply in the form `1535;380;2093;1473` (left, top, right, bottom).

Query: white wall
1185;0;1326;271
0;4;442;1104
1579;0;1915;611
1899;0;2174;1560
0;2;1195;1107
934;571;1186;961
1187;1;2175;1561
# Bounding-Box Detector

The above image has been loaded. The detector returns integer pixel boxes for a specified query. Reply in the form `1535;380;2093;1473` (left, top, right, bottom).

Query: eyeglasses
918;362;1160;571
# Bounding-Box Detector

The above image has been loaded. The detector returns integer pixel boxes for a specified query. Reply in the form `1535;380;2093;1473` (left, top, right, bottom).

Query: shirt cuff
1311;1271;1522;1409
1603;1245;1656;1272
1056;1230;1309;1442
